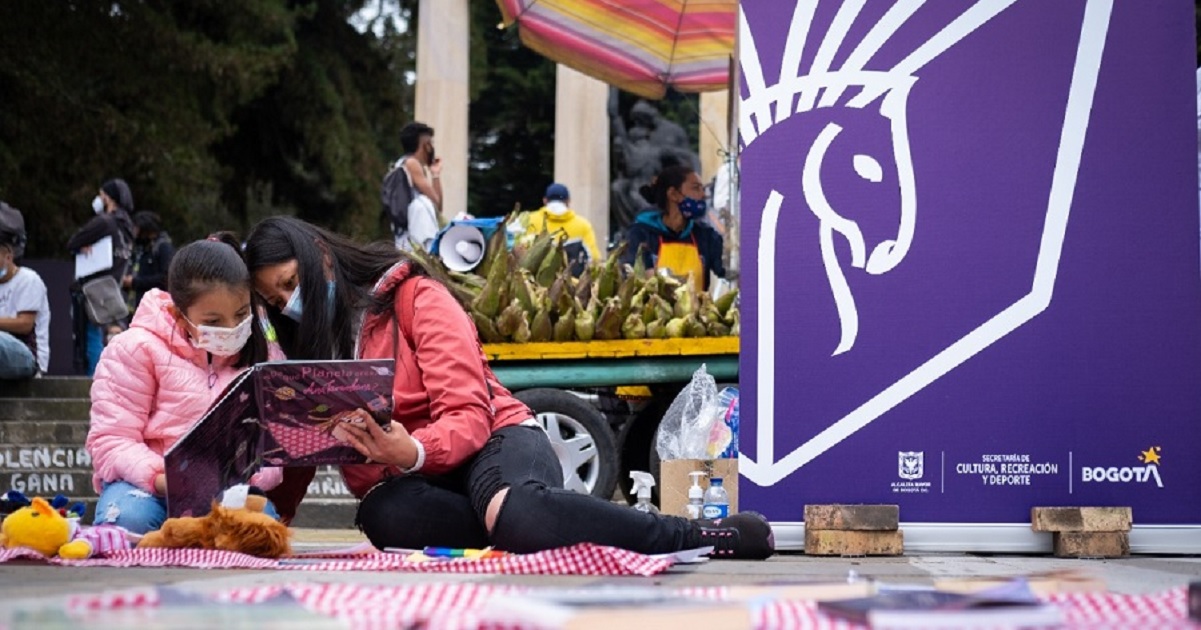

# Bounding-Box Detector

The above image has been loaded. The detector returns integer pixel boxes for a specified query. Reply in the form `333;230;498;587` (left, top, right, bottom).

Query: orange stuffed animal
137;486;291;559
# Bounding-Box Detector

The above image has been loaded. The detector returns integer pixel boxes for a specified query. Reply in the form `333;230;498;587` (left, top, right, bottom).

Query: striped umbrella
496;0;736;100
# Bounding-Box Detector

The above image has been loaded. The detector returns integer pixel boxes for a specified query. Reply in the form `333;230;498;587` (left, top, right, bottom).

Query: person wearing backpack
382;122;442;252
67;178;136;375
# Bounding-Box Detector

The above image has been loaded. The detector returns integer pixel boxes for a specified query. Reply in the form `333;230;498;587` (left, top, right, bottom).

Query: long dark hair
639;165;694;212
243;216;419;360
167;232;267;368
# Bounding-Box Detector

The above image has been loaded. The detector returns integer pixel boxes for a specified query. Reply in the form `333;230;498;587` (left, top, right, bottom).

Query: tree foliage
1;0;711;258
0;0;413;258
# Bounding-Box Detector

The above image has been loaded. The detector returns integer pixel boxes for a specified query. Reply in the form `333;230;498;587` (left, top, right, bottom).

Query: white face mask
184;313;253;357
92;196;105;214
546;200;569;216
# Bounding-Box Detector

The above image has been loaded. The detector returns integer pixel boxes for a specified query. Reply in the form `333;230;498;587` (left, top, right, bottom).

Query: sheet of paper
74;235;113;279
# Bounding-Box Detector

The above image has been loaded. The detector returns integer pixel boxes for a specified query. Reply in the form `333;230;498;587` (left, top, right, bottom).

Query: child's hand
338;417;417;469
154;474;167;495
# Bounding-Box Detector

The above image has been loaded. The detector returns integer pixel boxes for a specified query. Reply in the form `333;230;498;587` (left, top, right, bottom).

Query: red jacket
340;262;531;497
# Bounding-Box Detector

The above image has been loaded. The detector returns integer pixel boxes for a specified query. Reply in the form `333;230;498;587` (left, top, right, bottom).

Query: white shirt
0;267;50;373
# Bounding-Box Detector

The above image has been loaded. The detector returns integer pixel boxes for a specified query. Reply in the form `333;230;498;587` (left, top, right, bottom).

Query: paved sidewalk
0;529;1198;605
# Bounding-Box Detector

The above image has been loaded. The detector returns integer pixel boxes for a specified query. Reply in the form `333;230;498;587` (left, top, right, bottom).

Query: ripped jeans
94;480;281;534
93;481;168;534
355;425;697;554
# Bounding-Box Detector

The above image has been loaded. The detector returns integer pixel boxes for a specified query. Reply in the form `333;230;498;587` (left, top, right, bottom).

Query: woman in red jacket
242;217;772;559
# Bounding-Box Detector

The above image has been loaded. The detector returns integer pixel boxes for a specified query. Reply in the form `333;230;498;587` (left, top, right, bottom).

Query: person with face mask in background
67;178;136;375
0;202;49;379
522;183;601;274
620;165;726;292
86;234;283;534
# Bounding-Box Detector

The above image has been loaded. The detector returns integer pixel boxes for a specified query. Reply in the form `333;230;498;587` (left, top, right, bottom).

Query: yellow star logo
1139;446;1161;465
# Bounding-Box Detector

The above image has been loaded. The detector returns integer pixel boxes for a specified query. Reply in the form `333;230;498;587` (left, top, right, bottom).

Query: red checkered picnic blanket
56;583;1194;630
0;542;673;576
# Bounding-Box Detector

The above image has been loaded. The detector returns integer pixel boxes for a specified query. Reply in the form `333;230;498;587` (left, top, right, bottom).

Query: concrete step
0;421;90;444
0;377;92;399
0;399;91;422
293;499;359;529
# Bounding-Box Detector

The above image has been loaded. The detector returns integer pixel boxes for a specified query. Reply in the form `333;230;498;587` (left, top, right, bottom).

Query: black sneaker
693;512;775;560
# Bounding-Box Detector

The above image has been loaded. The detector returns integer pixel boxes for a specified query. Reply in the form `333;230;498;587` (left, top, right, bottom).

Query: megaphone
436;223;488;271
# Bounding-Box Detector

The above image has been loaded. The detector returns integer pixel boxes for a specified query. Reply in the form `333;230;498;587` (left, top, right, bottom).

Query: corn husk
574;304;596;341
535;242;566;288
715;288;739;318
621;313;646;339
594;297;624;340
529;296;553;343
519;229;557;275
664;317;688;338
495;300;525;338
673;283;695;318
553;304;575;342
472;311;506;344
645;318;668;339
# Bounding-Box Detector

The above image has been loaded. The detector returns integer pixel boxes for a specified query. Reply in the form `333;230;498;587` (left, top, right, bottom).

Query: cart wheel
515;388;619;499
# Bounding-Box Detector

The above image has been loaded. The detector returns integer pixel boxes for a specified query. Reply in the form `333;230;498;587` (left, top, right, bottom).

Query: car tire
515;388;619;500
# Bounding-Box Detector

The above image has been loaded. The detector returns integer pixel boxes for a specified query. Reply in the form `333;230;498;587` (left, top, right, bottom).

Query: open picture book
165;359;395;518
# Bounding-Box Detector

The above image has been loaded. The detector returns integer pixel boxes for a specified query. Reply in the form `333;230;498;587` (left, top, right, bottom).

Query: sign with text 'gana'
738;0;1201;525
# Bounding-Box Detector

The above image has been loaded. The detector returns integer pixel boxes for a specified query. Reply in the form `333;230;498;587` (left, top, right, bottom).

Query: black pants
355;425;697;554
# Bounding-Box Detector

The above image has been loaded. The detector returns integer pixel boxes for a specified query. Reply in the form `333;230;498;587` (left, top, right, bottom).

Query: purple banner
738;0;1200;524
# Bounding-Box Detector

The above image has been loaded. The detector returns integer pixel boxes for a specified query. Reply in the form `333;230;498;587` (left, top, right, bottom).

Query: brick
1031;507;1132;532
804;504;899;531
1053;532;1130;558
805;529;903;556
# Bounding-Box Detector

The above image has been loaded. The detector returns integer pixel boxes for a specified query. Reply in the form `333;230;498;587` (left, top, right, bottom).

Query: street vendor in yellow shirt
524;183;601;272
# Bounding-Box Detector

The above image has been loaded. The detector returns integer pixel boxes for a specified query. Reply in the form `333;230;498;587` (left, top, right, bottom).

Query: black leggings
354;425;696;554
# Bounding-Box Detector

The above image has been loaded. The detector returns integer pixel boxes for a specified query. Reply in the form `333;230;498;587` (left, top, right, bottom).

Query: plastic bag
656;365;724;460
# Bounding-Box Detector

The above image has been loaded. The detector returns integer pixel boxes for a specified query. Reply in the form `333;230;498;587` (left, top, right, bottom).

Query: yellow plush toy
1;497;129;559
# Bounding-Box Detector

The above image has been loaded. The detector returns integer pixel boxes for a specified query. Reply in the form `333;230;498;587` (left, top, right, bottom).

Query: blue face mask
280;280;336;323
678;196;706;219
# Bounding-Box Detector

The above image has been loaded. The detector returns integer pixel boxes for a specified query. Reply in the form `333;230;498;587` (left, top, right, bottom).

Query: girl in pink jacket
87;234;282;534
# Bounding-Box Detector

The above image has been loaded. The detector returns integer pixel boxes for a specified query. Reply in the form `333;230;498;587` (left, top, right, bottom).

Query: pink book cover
165;359;394;518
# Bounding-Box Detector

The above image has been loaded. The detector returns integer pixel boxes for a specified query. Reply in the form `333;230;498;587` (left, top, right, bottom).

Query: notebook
164;359;394;518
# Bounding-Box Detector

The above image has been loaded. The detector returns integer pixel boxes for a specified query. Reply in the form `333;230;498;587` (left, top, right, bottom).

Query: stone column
554;64;611;255
699;89;731;183
415;0;470;217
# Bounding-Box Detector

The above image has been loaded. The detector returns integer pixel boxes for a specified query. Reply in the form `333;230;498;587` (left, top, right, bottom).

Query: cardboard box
660;458;738;518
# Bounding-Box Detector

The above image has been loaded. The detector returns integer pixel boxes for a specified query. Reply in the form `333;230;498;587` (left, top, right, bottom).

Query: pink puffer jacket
86;289;283;493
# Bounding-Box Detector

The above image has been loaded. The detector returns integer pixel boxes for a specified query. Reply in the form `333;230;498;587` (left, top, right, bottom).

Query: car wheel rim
535;411;600;494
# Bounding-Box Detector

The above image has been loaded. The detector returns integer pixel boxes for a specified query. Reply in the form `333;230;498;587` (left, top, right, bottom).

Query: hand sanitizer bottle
686;471;706;519
702;477;729;519
629;471;659;514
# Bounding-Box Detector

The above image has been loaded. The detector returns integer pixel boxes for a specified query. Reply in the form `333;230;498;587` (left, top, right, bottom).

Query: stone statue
609;92;701;233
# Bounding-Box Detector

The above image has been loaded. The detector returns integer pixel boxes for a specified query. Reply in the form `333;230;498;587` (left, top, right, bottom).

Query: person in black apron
620;165;725;291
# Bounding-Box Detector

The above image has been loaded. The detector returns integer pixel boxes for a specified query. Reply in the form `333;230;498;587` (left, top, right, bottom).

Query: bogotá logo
738;2;1114;487
1081;446;1164;488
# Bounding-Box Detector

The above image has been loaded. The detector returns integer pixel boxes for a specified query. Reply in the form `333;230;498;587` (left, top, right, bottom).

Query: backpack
381;157;416;236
